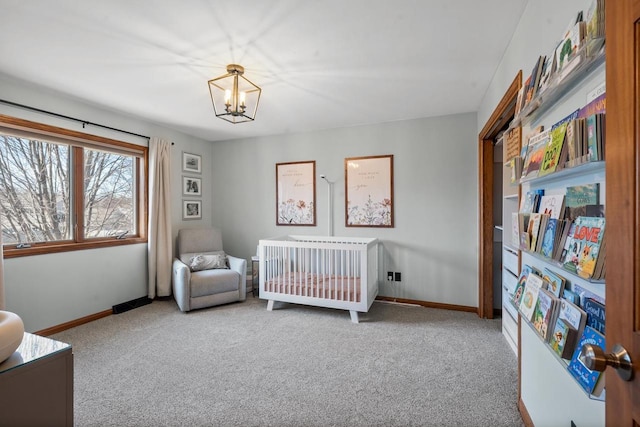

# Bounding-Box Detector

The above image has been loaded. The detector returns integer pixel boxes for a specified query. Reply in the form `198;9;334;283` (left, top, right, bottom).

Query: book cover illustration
540;218;558;258
519;273;546;321
586;114;599;162
550;318;578;359
565;183;600;221
557;298;587;335
531;288;558;341
512;265;534;308
539;123;568;177
538;194;565;219
542;268;566;298
528;213;543;252
564;216;605;279
567;326;606;396
520;189;544;213
583;298;605;335
521;131;550;181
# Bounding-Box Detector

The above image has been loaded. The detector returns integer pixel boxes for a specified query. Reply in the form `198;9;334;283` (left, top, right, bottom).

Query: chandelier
208;64;261;124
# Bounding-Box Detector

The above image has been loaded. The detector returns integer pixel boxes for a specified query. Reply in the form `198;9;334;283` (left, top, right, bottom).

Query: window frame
0;114;148;258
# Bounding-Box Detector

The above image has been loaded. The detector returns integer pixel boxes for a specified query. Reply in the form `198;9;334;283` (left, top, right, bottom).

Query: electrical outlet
395;272;401;282
387;271;394;281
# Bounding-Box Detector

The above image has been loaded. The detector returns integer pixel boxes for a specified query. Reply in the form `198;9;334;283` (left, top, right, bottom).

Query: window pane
84;149;135;238
0;134;71;244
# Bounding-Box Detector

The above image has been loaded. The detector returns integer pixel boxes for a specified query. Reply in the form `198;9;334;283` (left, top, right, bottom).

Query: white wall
0;73;214;332
210;113;479;307
478;0;591;128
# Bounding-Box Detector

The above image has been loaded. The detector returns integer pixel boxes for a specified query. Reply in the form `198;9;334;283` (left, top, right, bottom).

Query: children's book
521;131;550;181
540;218;558;258
557;298;587;337
539;123;568;177
528;213;543;252
583;298;605;335
519;273;546;321
542;268;566;298
512;265;534;308
562;288;580;305
565;184;600;220
538;194;565;219
572;283;605;306
531;288;558;341
520;189;545;213
550;318;579;359
511;212;520;248
567;326;606;396
563;216;605;279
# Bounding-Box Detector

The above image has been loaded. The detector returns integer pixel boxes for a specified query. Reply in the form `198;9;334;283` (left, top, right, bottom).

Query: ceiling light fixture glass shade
208;64;261;124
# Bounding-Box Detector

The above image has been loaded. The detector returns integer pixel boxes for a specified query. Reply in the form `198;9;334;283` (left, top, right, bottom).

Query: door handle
580;343;634;381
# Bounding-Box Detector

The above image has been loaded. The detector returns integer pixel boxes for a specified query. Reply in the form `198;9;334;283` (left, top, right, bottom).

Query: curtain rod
0;98;151;140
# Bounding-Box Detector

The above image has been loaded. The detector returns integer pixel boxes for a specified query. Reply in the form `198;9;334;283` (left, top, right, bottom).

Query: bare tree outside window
0;135;70;244
0;133;138;245
84;149;135;238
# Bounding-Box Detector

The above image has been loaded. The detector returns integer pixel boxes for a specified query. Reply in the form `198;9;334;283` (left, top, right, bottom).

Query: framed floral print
345;154;394;227
276;160;316;226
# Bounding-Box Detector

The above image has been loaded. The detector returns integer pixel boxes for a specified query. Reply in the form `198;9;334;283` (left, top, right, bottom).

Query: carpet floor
52;297;523;427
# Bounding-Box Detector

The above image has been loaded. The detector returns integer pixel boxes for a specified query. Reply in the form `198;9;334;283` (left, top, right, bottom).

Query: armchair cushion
190;269;239;297
187;253;229;271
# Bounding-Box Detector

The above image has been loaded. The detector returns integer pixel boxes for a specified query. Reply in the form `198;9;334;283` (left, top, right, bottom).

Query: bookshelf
501;131;520;356
513;26;606;426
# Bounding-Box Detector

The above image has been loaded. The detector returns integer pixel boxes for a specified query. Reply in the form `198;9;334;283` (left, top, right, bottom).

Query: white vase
0;311;24;364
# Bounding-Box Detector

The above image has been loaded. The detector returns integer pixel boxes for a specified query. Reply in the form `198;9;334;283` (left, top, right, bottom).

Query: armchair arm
227;255;247;301
172;258;191;312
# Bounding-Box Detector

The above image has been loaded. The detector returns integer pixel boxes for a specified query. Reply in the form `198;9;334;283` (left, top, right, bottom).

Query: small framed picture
183;176;202;196
182;152;201;174
183;200;202;220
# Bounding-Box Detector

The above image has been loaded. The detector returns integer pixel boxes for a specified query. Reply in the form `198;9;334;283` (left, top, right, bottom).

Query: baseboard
35;309;112;337
518;397;534;427
375;296;476;313
112;296;152;314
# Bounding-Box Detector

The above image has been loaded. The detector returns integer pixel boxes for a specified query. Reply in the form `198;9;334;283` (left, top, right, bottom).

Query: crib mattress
264;273;361;302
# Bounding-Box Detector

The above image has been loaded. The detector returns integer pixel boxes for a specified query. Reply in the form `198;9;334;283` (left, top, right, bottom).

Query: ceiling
0;0;528;142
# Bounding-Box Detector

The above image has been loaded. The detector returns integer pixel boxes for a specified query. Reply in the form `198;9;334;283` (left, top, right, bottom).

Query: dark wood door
606;0;640;424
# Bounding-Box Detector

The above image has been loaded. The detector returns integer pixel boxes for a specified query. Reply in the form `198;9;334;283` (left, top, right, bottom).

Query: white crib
258;235;379;323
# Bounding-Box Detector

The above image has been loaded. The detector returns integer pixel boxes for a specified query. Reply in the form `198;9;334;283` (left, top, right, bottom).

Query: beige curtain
148;137;172;298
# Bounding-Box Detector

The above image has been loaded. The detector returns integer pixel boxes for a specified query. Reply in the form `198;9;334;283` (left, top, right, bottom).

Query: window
0;115;148;257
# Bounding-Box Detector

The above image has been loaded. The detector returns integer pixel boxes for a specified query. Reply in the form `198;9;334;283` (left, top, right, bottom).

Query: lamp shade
208;64;261;124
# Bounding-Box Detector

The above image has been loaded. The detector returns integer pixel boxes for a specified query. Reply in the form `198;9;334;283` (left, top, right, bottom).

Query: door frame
478;71;521;319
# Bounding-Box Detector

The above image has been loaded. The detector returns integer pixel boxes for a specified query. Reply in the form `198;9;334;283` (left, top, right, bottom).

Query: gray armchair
172;227;247;312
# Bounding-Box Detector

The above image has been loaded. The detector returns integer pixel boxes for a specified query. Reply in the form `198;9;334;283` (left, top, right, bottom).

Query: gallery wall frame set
182;152;202;219
274;155;394;228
